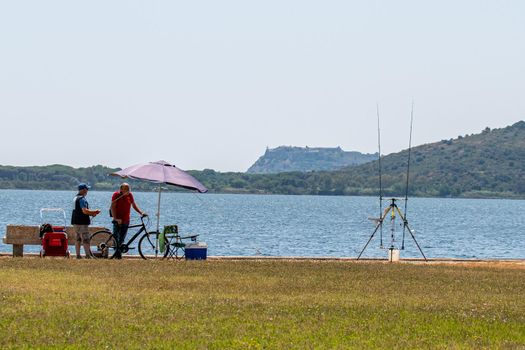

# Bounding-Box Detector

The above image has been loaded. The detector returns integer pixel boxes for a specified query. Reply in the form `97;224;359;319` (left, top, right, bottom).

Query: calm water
0;189;524;259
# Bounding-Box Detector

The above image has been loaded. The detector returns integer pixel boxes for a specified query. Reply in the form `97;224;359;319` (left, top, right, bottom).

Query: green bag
159;231;166;253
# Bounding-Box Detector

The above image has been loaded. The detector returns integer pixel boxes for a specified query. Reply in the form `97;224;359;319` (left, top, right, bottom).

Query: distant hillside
247;146;378;173
199;121;525;198
342;121;525;198
1;121;524;198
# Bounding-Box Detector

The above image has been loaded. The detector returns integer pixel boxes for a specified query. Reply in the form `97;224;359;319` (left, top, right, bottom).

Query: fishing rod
357;102;427;261
401;102;414;250
377;104;384;248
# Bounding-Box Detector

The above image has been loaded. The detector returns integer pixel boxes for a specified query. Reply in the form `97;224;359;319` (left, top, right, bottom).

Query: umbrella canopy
112;160;207;193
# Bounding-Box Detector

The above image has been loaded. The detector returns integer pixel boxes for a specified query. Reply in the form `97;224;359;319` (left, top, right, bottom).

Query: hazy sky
1;1;523;172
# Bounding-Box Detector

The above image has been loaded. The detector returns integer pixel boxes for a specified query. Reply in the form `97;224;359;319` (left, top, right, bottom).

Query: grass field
0;259;524;349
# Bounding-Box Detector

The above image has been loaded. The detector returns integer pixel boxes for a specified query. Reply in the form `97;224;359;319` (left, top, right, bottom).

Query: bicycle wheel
138;232;169;260
88;230;117;259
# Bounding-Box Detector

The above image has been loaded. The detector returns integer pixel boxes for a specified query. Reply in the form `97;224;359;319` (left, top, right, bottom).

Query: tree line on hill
0;121;524;198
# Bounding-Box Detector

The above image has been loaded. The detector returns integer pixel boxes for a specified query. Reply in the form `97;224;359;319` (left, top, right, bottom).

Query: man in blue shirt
71;183;101;258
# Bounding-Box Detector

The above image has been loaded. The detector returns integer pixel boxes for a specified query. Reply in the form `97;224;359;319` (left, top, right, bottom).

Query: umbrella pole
156;186;162;257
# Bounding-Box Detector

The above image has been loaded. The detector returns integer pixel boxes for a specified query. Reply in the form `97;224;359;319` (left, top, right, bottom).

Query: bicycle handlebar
111;214;150;227
140;214;150;226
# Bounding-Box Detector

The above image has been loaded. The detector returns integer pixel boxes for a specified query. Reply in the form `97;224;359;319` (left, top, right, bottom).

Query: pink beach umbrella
111;160;208;233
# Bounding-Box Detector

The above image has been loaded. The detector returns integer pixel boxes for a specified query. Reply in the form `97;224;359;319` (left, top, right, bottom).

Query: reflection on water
0;189;524;259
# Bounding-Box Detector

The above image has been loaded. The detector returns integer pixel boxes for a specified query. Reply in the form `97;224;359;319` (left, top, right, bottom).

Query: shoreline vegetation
0;259;523;349
0;185;522;200
0;121;523;199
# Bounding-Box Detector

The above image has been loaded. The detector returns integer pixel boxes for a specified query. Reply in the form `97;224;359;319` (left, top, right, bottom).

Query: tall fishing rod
401;101;414;250
377;104;384;248
357;102;427;261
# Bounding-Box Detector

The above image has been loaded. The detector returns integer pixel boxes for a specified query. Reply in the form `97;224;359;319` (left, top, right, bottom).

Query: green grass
0;259;524;349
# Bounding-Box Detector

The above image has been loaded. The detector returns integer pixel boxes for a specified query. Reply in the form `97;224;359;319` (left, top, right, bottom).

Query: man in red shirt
111;182;145;258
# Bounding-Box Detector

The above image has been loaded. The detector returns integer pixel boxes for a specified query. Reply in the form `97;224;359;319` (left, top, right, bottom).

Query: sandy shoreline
1;252;524;269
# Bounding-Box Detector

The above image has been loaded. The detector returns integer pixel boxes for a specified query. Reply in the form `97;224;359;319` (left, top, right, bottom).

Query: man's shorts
73;224;90;243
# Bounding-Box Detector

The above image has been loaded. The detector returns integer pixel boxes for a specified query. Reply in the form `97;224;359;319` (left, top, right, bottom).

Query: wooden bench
3;225;109;257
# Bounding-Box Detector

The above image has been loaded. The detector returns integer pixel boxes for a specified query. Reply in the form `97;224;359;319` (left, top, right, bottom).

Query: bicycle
88;215;168;260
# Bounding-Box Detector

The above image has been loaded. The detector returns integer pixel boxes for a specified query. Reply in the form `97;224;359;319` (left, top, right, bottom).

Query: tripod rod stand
356;198;427;261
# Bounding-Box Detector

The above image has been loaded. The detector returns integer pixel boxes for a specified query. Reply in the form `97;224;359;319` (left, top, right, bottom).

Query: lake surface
0;189;524;259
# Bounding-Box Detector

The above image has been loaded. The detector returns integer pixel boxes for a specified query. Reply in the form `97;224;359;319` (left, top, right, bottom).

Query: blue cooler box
185;242;207;260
